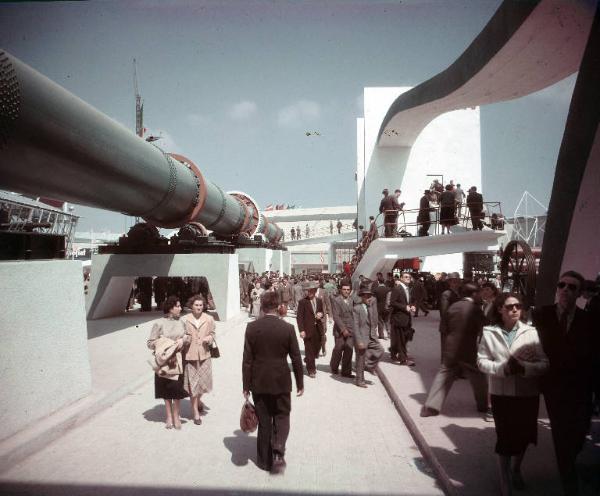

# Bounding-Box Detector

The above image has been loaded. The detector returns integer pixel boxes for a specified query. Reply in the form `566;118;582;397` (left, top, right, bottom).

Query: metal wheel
500;240;537;308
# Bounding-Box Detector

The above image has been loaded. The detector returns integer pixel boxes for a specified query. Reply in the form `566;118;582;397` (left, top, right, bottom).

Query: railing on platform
349;201;504;275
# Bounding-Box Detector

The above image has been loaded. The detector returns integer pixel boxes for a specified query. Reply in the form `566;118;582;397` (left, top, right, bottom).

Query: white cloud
228;100;258;121
277;100;321;126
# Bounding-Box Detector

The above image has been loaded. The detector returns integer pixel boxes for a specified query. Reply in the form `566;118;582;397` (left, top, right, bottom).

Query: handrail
348;201;504;276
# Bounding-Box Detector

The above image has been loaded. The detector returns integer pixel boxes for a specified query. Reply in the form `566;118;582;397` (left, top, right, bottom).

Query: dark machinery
0;49;283;254
499;240;537;309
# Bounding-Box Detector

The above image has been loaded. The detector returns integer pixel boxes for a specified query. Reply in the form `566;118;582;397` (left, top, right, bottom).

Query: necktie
558;311;568;336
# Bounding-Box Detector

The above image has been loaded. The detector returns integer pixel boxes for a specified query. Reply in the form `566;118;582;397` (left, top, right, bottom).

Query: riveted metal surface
0;50;21;149
204;184;228;230
141;150;178;223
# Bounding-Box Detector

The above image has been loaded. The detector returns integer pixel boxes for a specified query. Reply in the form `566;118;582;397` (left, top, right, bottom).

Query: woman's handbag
240;399;258;433
209;338;220;358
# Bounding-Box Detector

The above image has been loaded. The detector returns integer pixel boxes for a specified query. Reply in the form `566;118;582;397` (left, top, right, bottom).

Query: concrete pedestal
0;260;91;441
86;253;240;321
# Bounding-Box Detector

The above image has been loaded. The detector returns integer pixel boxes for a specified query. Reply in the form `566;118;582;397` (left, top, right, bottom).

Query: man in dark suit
533;270;596;496
330;280;355;377
379;188;400;237
421;283;488;417
389;270;416;366
296;281;325;377
417;190;433;236
466;186;484;230
242;291;304;474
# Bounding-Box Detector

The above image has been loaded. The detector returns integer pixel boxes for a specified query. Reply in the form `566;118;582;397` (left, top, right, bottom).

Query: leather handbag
209;338;220;358
240;399;258;433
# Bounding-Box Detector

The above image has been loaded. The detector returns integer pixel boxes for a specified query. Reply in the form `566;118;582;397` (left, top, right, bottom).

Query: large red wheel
500;240;537;309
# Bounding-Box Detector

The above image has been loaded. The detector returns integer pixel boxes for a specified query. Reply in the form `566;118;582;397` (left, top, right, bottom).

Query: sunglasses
503;303;522;311
557;281;578;291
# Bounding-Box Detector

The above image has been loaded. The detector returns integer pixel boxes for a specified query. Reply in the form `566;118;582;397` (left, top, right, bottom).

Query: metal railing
349;201;504;275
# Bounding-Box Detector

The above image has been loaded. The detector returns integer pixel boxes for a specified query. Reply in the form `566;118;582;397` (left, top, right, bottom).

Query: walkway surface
1;309;598;496
0;310;443;496
377;313;600;496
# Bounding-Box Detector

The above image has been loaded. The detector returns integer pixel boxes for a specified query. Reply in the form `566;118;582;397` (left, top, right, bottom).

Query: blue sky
1;0;572;231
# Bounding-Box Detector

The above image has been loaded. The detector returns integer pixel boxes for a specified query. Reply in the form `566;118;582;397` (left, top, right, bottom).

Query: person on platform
290;227;296;240
336;219;343;234
242;291;304;474
147;296;188;429
296;225;301;240
454;183;466;218
181;295;215;426
389;270;416;366
467;186;484;230
421;283;488;417
368;215;378;241
296;281;326;377
379;188;400;238
330;281;355;377
478;293;549;496
372;272;390;339
417;190;433;236
352;282;384;388
533;271;596;496
250;281;264;318
439;184;457;234
438;272;462;360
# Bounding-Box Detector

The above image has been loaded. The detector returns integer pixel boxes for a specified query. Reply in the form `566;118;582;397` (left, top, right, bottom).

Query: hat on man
358;281;373;296
469;186;477;192
447;272;461;280
303;281;319;290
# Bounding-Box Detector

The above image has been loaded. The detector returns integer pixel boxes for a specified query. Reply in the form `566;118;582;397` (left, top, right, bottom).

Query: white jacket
477;321;548;397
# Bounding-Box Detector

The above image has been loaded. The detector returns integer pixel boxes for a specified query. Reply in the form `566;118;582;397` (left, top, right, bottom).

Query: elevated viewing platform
351;228;505;283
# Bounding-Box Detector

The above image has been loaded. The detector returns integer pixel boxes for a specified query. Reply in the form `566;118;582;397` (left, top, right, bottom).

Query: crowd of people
237;267;599;494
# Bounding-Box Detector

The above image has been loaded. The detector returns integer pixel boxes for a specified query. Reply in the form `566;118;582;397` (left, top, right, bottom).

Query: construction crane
133;58;143;138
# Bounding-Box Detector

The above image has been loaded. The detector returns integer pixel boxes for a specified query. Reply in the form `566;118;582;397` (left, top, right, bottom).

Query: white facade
358;87;481;228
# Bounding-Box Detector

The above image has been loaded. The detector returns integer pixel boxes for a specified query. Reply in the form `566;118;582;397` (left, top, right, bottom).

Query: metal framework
512;191;547;247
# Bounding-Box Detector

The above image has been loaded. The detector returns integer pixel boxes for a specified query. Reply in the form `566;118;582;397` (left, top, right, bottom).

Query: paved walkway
377;312;600;496
0;310;443;496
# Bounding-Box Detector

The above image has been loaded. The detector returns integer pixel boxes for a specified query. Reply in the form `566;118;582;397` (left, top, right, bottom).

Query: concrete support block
237;248;275;274
86;253;240;321
0;260;91;441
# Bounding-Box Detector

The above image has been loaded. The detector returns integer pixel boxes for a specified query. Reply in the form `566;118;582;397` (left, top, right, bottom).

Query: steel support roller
0;49;281;244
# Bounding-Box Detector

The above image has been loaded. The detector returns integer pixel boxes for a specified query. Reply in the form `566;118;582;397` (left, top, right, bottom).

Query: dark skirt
440;206;456;225
154;373;189;400
491;394;539;455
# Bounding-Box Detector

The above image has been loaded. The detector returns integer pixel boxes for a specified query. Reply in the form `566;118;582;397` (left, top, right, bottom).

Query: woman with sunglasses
477;293;549;496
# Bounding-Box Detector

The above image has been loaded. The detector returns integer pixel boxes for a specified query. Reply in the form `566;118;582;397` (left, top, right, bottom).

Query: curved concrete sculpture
378;0;597;147
0;49;282;244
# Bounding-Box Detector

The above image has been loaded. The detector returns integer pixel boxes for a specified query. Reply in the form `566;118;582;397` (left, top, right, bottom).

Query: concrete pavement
0;309;443;496
376;312;600;496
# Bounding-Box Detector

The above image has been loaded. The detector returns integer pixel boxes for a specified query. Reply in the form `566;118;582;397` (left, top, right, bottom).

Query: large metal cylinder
0;49;280;243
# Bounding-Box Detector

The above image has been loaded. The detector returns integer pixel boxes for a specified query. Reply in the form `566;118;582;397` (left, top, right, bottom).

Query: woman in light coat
182;295;216;425
477;293;549;496
147;296;189;430
250;281;264;318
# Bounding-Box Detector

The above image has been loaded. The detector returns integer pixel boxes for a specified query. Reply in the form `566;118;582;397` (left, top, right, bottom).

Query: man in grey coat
353;282;384;388
330;280;355;377
421;283;487;417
